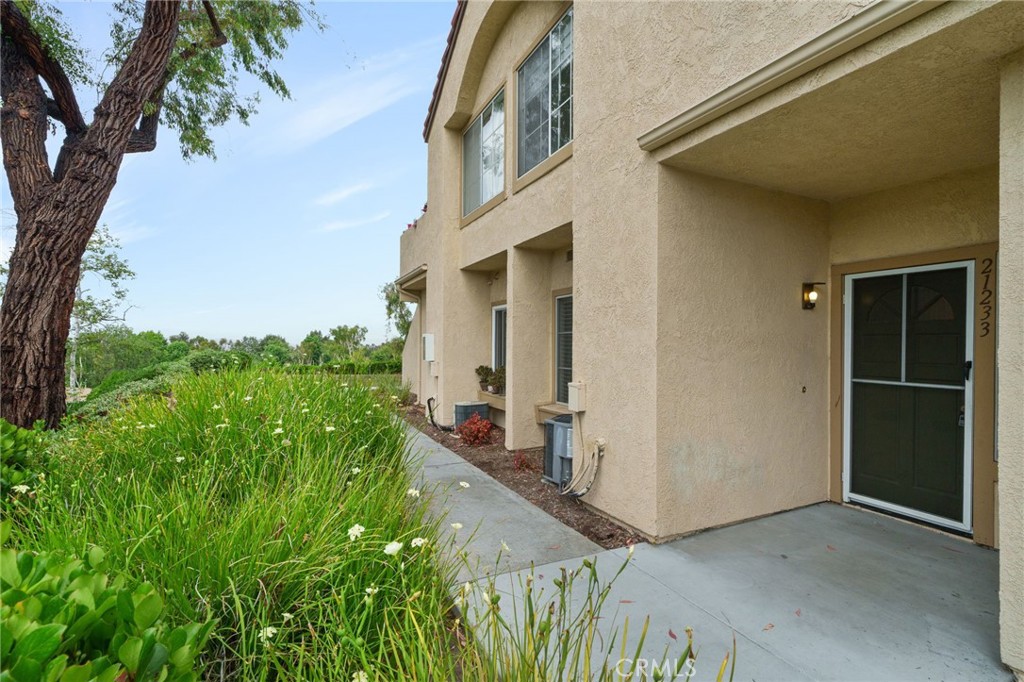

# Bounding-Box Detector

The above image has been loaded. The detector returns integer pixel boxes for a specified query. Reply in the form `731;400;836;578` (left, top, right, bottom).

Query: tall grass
22;369;455;680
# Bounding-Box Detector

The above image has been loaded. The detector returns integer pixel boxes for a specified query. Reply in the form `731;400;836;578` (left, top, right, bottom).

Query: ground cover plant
16;370;459;680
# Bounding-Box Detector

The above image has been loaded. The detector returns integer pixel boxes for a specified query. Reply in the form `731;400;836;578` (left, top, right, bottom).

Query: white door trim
842;260;975;533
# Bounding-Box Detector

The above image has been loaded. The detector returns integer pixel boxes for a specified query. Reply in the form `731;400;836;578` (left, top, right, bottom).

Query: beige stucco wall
998;50;1024;676
830;166;1000;265
653;169;831;537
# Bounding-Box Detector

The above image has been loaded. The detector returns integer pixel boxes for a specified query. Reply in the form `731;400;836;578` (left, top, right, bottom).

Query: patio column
506;246;551;449
999;49;1024;677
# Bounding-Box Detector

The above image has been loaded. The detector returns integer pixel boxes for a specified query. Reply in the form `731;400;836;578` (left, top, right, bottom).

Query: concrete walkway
407;428;1011;681
406;427;599;581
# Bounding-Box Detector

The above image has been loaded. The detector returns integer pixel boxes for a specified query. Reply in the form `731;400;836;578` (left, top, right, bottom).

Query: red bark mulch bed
404;404;641;550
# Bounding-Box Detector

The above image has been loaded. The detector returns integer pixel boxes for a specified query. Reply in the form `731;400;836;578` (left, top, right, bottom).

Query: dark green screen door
847;265;971;527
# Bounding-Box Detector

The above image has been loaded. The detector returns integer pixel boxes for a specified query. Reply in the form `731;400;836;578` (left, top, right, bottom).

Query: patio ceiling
654;1;1024;201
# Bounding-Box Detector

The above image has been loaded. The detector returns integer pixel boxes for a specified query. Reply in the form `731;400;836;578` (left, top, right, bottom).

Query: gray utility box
454;401;490;428
543;414;573;488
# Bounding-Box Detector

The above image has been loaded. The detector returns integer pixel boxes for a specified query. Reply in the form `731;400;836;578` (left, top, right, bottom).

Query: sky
0;1;455;345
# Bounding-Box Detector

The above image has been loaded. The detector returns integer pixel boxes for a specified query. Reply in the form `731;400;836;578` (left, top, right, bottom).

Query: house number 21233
979;257;994;338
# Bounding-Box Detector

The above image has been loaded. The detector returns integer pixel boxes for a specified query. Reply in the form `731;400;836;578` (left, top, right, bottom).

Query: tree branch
0;0;87;136
125;1;226;155
0;37;53;213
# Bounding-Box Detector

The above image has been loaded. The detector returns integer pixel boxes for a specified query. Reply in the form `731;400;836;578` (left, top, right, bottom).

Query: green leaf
0;519;11;545
117;637;142;674
142;641;168;678
1;548;21;586
86;547;105;570
0;623;14;656
42;655;67;682
10;656;42;682
133;593;162;630
13;623;66;662
58;663;91;682
168;645;192;671
116;590;134;624
68;588;94;611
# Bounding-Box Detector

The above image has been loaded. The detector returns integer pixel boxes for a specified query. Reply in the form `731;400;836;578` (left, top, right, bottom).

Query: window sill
512;141;573;195
477;390;506;411
460;191;507;229
534;402;571;424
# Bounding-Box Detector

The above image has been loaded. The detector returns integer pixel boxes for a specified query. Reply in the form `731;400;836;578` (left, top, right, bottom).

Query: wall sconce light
802;282;826;310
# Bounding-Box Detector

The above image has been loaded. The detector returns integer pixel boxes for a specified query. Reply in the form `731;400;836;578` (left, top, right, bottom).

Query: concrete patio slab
475;503;1009;681
405;427;600;582
407;428;1008;680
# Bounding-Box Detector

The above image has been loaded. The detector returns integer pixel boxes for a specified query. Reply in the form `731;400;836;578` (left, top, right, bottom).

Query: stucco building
396;0;1024;673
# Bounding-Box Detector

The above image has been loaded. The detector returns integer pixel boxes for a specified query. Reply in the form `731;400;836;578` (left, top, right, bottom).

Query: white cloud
317;211;391;233
314;181;375;207
271;37;444;151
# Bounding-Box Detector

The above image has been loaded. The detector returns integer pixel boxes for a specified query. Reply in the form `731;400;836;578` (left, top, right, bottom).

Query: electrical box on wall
422;334;435;362
567;381;586;412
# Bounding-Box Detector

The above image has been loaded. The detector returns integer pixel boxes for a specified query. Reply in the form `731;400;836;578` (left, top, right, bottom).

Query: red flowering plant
455;413;492;446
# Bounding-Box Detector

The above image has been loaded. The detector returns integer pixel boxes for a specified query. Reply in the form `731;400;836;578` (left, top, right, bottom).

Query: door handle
963;360;973;381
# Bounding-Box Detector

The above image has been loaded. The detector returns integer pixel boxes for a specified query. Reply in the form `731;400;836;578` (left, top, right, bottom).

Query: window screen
555;296;572;403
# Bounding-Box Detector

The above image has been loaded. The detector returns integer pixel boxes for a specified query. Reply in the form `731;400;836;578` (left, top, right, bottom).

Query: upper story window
517;8;573;178
463;90;505;217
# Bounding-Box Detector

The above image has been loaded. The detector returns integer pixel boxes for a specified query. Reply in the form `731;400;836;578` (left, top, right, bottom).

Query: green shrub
67;361;190;423
0;419;47;509
0;521;212;682
185;349;253;374
88;361;184;401
284;360;401;375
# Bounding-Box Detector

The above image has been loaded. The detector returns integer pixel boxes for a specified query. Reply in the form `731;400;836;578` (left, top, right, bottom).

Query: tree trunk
0;1;182;428
0;215;89;427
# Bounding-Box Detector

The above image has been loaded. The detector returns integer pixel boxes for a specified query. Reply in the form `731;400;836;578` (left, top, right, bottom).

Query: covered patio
485;503;1008;680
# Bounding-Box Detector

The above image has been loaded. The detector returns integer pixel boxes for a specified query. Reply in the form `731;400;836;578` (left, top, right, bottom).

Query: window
492;305;507;369
463;90;505;216
555;295;572;403
517;8;572;178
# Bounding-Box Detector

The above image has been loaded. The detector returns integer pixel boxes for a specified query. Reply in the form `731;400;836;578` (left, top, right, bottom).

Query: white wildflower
351;467;361;475
175;457;185;463
411;537;427;548
406;488;420;498
459;481;470;489
244;396;253;401
11;484;30;495
365;586;379;596
281;439;291;446
215;424;228;429
212;404;222;410
273;427;284;434
325;426;336;432
301;408;309;413
501;541;511;553
348;524;365;541
352;672;369;682
383;541;403;556
450;523;463;531
257;626;277;644
282;612;294;622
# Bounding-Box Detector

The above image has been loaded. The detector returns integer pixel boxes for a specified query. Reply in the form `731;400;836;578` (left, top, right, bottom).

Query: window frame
492;304;508;370
514;6;573;186
554;293;573;405
461;85;508;223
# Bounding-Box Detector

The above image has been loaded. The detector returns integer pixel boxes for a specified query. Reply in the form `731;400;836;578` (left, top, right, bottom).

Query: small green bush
0;419;47;509
67;361;190;422
185;349;252;374
285;360;401;375
1;522;212;682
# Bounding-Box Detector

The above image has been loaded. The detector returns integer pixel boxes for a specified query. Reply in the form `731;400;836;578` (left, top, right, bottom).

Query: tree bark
0;1;182;428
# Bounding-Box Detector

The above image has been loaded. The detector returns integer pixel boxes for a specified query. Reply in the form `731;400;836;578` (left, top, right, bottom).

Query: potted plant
475;365;493;391
492;366;506;395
